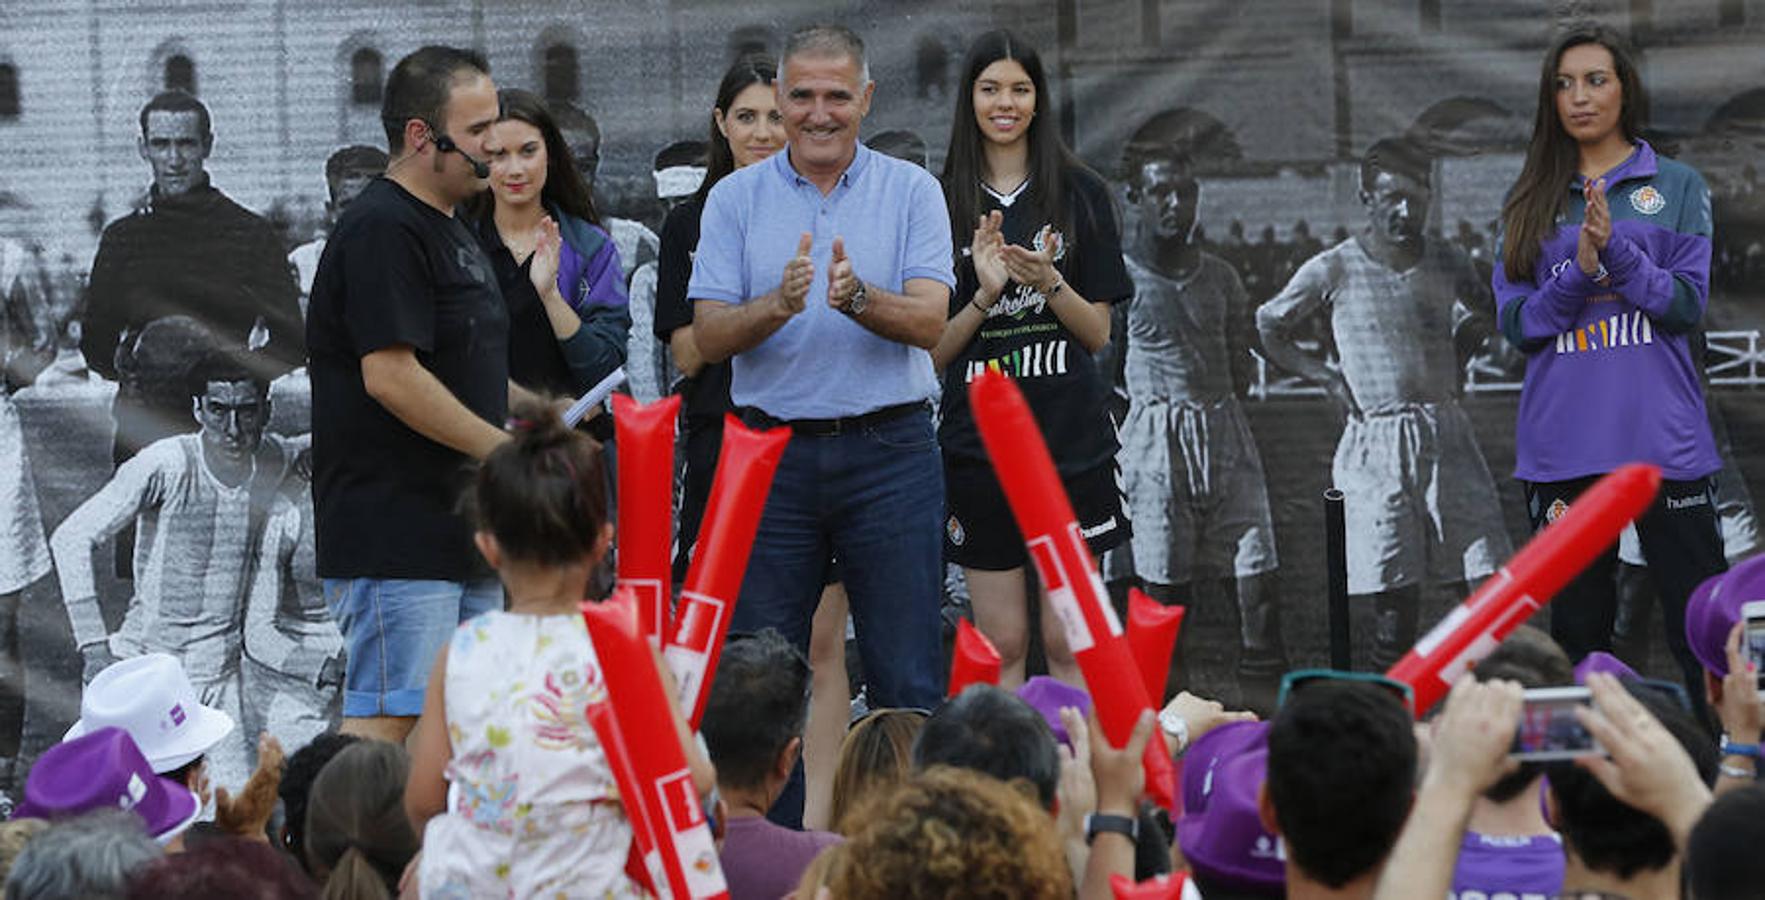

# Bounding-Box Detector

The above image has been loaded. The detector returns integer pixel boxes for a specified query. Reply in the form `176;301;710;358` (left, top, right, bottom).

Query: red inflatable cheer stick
969;370;1177;811
614;394;681;645
1112;872;1187;900
1127;589;1186;704
582;589;728;900
948;618;1003;697
1387;463;1661;715
584;704;662;895
666;415;790;728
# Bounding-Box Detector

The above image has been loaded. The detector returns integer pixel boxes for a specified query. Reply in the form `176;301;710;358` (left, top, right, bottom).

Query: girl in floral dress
405;400;711;898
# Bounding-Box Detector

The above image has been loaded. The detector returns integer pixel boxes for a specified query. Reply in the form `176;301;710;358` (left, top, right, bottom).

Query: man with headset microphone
305;46;515;744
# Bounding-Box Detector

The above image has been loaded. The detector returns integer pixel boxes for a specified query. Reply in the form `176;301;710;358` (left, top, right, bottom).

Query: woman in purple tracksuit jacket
1493;25;1724;699
468;88;629;399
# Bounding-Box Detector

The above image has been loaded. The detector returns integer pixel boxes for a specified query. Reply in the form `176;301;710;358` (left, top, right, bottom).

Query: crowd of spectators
6;603;1760;899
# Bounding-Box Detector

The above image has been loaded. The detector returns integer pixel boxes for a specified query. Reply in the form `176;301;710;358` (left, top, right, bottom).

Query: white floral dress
420;612;644;900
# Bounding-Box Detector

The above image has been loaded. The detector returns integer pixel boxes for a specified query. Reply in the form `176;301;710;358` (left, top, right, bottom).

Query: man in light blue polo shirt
691;24;953;718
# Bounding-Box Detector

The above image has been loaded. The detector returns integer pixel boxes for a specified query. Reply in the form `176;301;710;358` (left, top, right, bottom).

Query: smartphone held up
1742;599;1765;698
1511;686;1601;761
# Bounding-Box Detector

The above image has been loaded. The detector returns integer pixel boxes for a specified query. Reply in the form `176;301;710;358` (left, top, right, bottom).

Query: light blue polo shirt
688;141;955;419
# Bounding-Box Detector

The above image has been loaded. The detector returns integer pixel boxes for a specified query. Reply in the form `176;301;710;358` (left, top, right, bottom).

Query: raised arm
1373;676;1523;900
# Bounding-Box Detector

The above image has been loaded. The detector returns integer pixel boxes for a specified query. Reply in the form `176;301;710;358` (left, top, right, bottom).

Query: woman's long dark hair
466;88;601;227
1500;25;1647;282
940;30;1085;246
693;53;778;206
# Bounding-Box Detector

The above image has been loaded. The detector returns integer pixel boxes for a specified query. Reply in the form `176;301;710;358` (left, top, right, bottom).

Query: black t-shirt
473;215;576;398
938;167;1133;474
653;196;734;425
307;178;509;580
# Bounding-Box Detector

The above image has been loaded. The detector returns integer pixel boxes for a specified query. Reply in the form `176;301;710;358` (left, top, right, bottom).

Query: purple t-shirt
1493;141;1719;482
1449;831;1565;900
719;815;843;900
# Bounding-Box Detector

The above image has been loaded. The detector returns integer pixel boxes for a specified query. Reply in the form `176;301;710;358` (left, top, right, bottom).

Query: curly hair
829;766;1071;900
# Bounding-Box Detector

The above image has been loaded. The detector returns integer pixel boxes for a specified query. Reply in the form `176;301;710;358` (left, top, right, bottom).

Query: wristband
1720;763;1756;780
1720;738;1762;759
1084;812;1139;846
1042;278;1065;297
970;297;993;315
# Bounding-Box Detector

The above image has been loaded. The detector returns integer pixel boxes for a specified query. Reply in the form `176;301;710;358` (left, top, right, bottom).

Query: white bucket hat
64;653;235;773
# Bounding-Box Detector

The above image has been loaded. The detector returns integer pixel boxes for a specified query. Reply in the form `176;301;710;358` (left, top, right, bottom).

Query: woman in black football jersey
935;29;1134;689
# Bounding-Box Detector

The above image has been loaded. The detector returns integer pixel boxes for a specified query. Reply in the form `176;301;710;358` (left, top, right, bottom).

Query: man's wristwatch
1158;707;1191;756
842;280;869;317
1084;812;1139;846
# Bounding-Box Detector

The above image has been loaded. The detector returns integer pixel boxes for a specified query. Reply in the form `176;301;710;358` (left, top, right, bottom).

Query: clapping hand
526;216;563;299
1000;225;1061;295
777;232;814;315
827;237;860;311
1577;179;1611;277
970;211;1009;307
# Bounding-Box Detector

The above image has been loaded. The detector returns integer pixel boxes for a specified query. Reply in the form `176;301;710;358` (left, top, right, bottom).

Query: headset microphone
432;133;490;179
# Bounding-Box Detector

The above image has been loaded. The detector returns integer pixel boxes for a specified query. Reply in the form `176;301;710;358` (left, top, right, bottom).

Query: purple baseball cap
1573;651;1640;684
1685;552;1765;677
1176;720;1285;894
1016;676;1091;748
13;726;199;842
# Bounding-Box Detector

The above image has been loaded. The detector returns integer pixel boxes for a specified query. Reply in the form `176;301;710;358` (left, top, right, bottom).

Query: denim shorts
322;577;503;717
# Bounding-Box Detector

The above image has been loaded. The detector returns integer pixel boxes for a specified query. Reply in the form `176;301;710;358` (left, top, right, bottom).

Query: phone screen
1745;616;1765;695
1513;688;1599;760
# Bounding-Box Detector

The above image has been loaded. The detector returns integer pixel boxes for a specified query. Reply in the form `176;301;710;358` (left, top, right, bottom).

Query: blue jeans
734;407;945;711
322;577;503;717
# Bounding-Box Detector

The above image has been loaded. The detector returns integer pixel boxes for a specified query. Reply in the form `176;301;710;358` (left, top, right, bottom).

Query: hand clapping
777;231;814;315
1000;224;1061;295
827;237;858;311
971;211;1009;306
1577;178;1611;277
525;216;563;299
